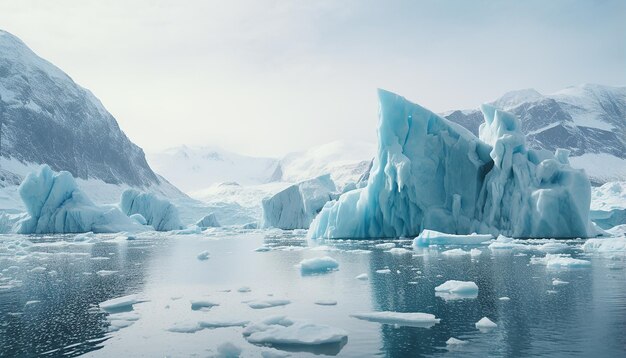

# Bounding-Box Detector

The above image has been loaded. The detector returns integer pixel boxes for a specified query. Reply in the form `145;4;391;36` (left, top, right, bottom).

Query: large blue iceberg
18;165;141;234
308;89;594;239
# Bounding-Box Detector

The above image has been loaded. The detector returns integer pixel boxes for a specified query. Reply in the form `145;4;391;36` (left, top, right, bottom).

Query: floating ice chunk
314;299;337;306
376;269;391;274
470;248;482;257
442;248;470;256
25;300;41;306
488;235;530;251
96;270;118;276
120;189;183;231
197;251;210;261
238;286;251;293
475;317;497;330
387;247;412;255
99;294;146;312
298;256;339;275
29;266;46;273
248;299;291;309
195;213;220;228
243;316;348;347
351;311;440;328
262;175;338;230
309;90;593;240
530;254;591;269
582;237;626;253
552;279;569;286
355;273;369;280
190;299;219;311
106;311;140;332
435;280;479;300
168;319;249;333
216;342;242;358
375;243;396;249
446;337;467;345
254;246;272;252
498;297;511;301
18;165;141;234
538;242;569;253
413;230;493;247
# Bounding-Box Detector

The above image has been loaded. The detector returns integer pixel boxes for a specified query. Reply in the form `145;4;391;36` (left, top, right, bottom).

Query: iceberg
120;189;183;231
18;165;142;234
309;90;594;239
589;181;626;229
195;213;220;228
262;175;338;230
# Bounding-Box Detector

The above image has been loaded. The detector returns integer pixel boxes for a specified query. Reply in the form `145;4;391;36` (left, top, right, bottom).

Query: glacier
309;89;594;239
17;165;141;234
262;174;338;230
119;189;183;231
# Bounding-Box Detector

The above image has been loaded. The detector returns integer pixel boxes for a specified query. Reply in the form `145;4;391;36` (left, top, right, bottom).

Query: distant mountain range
443;84;626;184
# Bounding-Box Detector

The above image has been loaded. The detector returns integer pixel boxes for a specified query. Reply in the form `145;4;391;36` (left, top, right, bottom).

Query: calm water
0;230;624;357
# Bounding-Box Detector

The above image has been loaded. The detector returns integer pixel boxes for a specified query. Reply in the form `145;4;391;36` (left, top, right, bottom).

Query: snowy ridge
147;145;279;193
0;29;161;187
444;84;626;184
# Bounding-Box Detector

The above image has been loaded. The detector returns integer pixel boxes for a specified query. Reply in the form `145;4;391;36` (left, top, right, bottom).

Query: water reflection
0;235;155;357
366;244;624;357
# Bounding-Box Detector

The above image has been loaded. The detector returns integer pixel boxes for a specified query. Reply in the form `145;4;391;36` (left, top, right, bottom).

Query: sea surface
0;229;624;357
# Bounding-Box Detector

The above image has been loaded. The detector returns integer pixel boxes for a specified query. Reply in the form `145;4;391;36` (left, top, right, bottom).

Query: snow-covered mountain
149;140;375;198
443;84;626;184
0;30;186;208
275;140;375;190
147;146;279;193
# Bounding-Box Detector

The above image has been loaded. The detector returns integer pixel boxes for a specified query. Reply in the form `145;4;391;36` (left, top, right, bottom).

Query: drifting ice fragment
530;254;591;269
413;230;492;247
350;311;440;328
299;256;339;275
243;316;348;348
435;280;479;300
99;294;146;312
248;299;291;309
446;337;467;345
475;317;497;330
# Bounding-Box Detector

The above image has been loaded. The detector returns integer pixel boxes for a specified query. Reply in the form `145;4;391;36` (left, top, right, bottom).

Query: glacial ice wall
18;165;140;234
308;89;594;239
262;174;338;229
120;189;183;231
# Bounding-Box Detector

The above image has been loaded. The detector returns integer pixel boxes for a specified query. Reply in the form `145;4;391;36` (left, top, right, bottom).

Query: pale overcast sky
1;0;624;157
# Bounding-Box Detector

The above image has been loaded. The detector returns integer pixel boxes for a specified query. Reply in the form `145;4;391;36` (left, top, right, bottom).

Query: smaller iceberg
120;189;183;231
262;175;338;230
195;213;220;228
18;165;141;234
